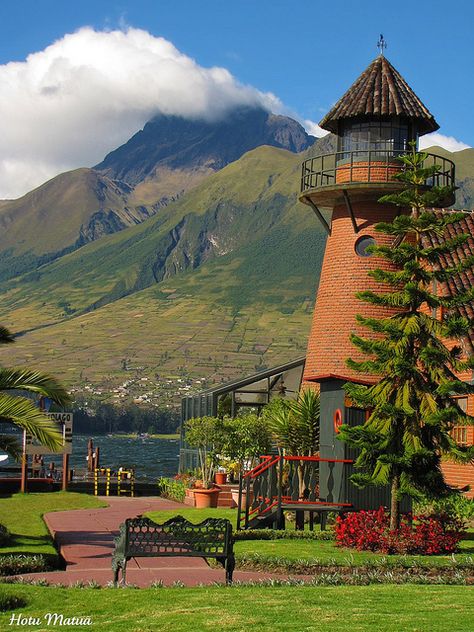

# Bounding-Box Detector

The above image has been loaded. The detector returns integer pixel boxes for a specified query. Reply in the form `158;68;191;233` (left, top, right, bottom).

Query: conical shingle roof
319;56;439;135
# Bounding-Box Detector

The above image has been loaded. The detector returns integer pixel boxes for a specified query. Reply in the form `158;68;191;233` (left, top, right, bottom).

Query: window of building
355;235;375;257
451;397;469;446
338;119;411;160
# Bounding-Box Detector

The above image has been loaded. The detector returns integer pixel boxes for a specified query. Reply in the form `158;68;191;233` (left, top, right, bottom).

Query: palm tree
0;326;70;460
263;389;320;498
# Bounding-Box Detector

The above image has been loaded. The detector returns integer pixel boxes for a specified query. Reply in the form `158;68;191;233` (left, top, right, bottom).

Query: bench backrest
120;515;233;558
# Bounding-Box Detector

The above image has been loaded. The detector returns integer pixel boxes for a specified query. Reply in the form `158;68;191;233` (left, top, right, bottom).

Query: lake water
69;435;180;480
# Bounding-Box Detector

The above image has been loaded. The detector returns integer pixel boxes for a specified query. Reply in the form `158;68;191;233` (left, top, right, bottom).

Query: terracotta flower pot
231;488;254;508
230;488;239;508
214;472;227;485
193;486;220;508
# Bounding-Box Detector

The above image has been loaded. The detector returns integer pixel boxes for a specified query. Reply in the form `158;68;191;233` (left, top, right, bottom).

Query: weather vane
377;34;387;56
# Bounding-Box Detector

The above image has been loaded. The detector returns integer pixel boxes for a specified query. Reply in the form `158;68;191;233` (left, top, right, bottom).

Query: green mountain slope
0;168;155;282
0;146;311;328
0;145;324;402
0;143;472;407
0;108;316;285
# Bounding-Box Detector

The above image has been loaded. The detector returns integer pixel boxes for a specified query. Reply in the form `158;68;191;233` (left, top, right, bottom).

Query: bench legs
113;554;235;586
112;557;127;587
220;554;235;585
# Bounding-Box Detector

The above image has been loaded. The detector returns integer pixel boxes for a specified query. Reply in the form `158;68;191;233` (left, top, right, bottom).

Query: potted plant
214;468;227;486
184;416;226;508
220;414;272;508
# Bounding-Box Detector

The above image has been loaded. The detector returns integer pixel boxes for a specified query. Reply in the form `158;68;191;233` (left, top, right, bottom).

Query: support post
62;453;70;491
276;454;284;529
302;196;331;235
20;452;28;493
244;474;251;529
342;189;360;234
230;392;236;418
236;472;243;531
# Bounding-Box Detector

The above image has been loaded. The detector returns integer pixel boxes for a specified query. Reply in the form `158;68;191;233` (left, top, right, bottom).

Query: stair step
217;499;235;508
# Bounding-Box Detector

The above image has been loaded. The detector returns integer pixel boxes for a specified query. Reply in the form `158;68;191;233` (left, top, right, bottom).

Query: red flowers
335;507;465;555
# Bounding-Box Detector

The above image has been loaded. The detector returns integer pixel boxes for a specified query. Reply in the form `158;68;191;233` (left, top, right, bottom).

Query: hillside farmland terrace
0;107;472;408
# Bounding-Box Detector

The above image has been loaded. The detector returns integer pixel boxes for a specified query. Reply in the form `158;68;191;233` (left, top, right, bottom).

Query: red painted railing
237;454;354;529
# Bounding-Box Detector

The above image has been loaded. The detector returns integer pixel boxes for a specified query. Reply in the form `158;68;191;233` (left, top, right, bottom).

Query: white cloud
419;132;471;153
0;27;281;199
302;119;330;138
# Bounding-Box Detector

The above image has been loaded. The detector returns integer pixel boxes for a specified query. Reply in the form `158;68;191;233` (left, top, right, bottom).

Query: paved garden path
15;497;311;587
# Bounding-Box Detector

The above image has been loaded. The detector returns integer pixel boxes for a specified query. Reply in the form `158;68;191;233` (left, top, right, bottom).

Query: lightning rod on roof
377;34;387;56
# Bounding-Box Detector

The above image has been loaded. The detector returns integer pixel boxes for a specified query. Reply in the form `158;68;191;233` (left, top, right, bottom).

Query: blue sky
0;0;472;198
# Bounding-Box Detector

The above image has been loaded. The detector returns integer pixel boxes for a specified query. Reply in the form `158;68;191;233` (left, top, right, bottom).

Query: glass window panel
341;121;412;154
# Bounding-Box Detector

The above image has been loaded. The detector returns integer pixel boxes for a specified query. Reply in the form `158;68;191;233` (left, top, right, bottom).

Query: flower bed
335;507;465;555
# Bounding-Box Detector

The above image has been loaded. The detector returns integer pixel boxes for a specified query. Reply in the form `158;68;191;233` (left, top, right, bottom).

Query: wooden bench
112;515;235;586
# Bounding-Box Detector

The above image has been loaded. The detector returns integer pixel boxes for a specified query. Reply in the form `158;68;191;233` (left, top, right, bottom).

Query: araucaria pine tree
339;143;474;530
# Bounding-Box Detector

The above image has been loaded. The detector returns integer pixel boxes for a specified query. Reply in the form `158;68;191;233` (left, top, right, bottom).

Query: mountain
0;107;315;283
96;107;315;184
0;144;325;404
0;144;316;325
0;168;153;282
0;136;472;408
95;107;315;204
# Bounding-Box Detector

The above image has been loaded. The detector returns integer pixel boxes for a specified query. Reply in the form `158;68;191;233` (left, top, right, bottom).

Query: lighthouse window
355;235;375;257
339;120;410;159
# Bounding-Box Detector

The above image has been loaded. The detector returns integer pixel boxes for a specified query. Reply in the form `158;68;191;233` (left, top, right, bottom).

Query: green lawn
0;584;472;632
235;537;474;568
0;493;106;557
147;507;236;526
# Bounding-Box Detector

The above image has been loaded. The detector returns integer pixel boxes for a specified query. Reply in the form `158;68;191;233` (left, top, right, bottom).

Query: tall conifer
339;144;474;529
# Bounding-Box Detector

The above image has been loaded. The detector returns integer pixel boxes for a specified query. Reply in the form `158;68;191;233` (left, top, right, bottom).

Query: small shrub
0;554;50;576
414;494;474;524
157;477;186;503
0;524;10;546
234;529;334;541
335;507;465;555
0;592;28;611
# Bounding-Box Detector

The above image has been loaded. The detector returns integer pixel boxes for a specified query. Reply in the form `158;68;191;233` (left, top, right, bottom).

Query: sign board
24;413;73;455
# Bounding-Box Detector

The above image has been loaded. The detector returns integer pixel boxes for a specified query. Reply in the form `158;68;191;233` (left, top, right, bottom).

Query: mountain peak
95;107;315;187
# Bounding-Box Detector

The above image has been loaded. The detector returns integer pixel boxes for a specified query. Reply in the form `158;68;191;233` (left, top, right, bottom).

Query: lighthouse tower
300;50;456;507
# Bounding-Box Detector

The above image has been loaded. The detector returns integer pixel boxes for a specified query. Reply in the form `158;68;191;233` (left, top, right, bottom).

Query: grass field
0;493;106;557
0;584;472;632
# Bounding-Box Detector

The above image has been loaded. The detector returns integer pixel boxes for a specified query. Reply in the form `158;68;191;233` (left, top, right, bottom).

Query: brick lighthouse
299;47;456;507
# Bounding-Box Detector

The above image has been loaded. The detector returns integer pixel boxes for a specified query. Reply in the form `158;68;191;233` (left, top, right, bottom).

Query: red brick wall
303;201;402;382
336;161;401;184
444;395;474;496
303;197;474;492
442;462;474;498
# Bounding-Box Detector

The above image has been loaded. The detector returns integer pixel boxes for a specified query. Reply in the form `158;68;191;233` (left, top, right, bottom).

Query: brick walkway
14;497;311;587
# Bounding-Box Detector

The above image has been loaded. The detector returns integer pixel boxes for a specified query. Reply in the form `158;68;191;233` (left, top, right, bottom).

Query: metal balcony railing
300;149;456;193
